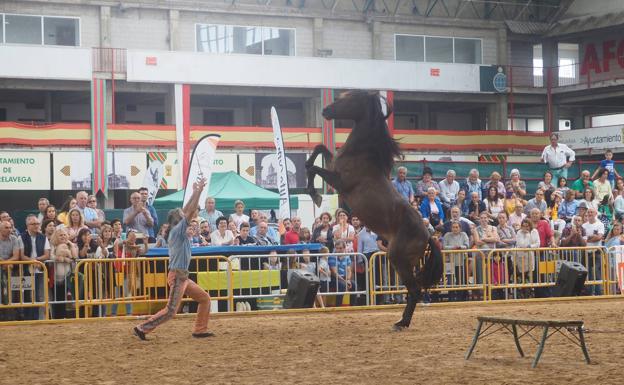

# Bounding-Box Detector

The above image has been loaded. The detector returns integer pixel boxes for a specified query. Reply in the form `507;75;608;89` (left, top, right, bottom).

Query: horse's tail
419;237;444;289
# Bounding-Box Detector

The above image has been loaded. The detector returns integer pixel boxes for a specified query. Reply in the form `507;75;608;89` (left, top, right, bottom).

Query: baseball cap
578;201;588;209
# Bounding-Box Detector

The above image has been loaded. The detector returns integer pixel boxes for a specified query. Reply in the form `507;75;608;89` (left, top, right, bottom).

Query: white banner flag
143;152;166;205
183;134;221;209
271;107;291;220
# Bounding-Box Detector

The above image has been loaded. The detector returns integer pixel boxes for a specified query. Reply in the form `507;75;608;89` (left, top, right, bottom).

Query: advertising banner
558;125;624;151
0;152;50;190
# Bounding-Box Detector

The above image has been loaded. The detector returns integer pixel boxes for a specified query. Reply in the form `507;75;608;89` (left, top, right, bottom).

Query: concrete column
497;28;508;65
99;6;111;47
543;104;560;132
164;84;175;125
420;103;430;129
44;92;52;122
542;40;559;87
372;21;383;59
303;97;321;127
313;18;323;56
495;27;509;131
168;10;180;51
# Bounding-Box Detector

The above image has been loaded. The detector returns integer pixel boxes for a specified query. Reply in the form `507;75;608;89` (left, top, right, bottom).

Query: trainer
134;178;213;340
540;133;575;186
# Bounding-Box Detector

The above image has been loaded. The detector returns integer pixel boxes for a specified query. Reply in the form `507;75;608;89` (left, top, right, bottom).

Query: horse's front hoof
392;321;409;332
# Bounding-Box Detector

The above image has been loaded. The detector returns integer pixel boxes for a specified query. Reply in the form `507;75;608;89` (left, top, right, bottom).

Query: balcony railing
508;62;623;90
92;47;127;74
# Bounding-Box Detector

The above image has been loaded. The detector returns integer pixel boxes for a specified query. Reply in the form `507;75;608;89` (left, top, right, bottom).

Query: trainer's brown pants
137;269;210;334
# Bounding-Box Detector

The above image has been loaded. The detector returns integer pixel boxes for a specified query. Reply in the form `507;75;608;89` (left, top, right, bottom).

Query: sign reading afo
0;152;50;190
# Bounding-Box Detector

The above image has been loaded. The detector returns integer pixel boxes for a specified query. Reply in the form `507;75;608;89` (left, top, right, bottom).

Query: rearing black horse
306;90;443;331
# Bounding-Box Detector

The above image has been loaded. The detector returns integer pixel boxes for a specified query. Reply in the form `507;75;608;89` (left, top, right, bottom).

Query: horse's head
322;90;392;122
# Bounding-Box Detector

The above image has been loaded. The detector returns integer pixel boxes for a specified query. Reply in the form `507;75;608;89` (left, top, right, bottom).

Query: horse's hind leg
392;260;422;331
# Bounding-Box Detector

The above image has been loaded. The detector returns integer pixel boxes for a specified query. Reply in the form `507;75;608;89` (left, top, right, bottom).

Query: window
196;24;295;56
395;35;424;62
1;13;80;46
395;35;481;64
43;17;79;46
5;14;42;44
425;37;453;63
454;38;481;64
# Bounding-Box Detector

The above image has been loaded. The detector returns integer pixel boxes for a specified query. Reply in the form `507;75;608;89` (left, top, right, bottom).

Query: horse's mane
357;93;402;174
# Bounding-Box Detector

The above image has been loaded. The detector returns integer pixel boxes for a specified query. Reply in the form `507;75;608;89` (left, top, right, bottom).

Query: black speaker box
283;270;320;309
553;261;587;297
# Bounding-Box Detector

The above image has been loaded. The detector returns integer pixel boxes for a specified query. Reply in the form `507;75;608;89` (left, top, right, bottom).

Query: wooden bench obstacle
465;316;591;368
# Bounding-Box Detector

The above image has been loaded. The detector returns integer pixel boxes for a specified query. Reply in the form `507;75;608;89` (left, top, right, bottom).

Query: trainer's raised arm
183;178;207;221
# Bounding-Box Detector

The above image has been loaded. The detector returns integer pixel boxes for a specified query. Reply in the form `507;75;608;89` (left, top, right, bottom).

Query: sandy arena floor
1;299;623;385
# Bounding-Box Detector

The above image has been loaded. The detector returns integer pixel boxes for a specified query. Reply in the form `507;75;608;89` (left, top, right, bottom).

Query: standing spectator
283;217;301;245
484;172;505;198
496;212;516;249
110;219;123;240
352;225;377;305
312;212;334;250
66;209;88;243
560;215;587;248
392;166;414;203
138;187;159;242
333;209;355;252
76;228;98;259
439;169;460;212
299;227;312;244
614;188;624;220
229;200;249;230
210;216;235;246
537;171;557;197
440;206;473;236
415;167;440;200
591;149;620;187
555;177;570;198
44;205;59;224
473;212;499;288
155;223;170;248
582;207;605;295
36;198;49;222
57;196;77;226
41;219;57;240
20;215;50;320
505;169;527;199
508;202;526;231
514;219;540;284
419;187;444;227
467;191;486;223
441;221;470;301
76;191;102;233
49;227;78;319
571;170;594;199
483;186;504;224
123;192;155;238
524;189;547;215
198;197;223;231
111;229;148;317
558;189;579;223
328;240;353;307
88;195;106;223
605;221;624;248
593;168;613;204
462;169;483;200
541;132;575;186
529;208;555;248
235;222;257;245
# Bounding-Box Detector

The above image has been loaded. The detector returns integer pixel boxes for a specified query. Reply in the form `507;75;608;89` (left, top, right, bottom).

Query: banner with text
558;125;624;151
0;152;50;190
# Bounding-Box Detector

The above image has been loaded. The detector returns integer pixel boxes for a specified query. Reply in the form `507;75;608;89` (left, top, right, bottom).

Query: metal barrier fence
228;253;369;308
368;250;488;304
605;246;624;296
486;247;609;299
74;256;232;318
0;260;49;321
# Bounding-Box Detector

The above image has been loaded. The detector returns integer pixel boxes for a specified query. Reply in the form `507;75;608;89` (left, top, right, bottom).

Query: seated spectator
483;186;504;225
210;216;235;246
508;202;526;231
281;216;300;245
496;212;516;249
333;209;355;252
616;178;624;197
593;168;613;204
456;189;469;217
311;212;334;250
199;197;223;231
392;166;415;203
555;176;570;198
228;219;240;239
558;189;579;223
415;167;440;200
467;191;486;223
440;206;473;235
249;212;279;242
524;189;547;215
439;169;460;212
328;240;353;307
420;187;444;227
547;191;562;221
187;219;205;246
537;171;557;198
571;170;593;199
484;172;505;198
44;205;59;224
76;191;101;234
57;196;77;226
88;195;106;224
198;221;211;244
229;200;249;230
462;168;483;201
36;198;49;222
579;188;598;212
41;219;57;240
299;227;312;244
503;191;521;216
505;169;527;199
560;215;586;248
66;208;88;243
614;188;624;220
605;221;623;248
235;222;256;245
254;221;277;246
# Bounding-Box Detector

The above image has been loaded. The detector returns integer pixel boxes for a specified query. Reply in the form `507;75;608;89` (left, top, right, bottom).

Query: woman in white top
514;219;540;278
210;216;235;246
332;208;355;253
580;188;599;212
593;169;612;204
229;200;250;230
483;186;505;224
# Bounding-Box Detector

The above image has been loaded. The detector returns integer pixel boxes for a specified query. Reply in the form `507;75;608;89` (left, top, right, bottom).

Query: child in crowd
592;149;620;187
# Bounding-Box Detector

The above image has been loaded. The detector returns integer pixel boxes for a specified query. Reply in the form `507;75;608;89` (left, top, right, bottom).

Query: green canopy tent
153;171;298;211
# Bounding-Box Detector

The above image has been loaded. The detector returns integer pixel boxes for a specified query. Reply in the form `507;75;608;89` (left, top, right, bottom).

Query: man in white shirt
581;207;604;295
541;133;575;186
439;169;460;212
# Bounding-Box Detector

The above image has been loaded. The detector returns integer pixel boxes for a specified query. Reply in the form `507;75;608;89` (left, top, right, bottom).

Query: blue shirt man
392;166;414;202
139;187;159;239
